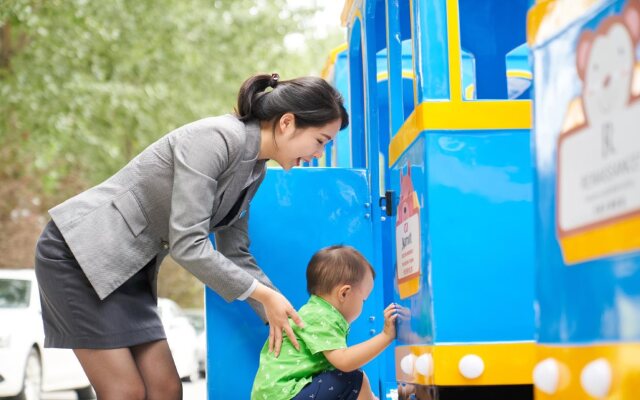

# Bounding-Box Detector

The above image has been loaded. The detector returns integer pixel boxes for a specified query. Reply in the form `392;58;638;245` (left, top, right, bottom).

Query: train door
204;167;381;399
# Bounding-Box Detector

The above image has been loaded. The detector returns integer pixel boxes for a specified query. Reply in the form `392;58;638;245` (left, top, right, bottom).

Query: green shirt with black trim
251;295;350;400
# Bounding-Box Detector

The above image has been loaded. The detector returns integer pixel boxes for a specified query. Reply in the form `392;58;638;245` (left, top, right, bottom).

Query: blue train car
202;1;640;399
528;0;640;398
341;0;536;398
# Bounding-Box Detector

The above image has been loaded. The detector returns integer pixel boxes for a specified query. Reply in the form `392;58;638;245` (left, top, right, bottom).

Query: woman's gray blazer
48;114;274;320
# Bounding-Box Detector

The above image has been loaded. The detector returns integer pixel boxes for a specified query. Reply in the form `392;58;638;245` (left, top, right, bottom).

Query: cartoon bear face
576;0;640;124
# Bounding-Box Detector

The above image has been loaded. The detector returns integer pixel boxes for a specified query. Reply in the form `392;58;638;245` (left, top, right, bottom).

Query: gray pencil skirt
34;220;166;349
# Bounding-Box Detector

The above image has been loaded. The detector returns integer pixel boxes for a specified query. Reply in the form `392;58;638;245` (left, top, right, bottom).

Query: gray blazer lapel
211;119;262;227
211;159;255;227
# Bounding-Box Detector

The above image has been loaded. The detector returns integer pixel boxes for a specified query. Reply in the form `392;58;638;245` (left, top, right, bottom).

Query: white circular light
400;354;416;375
580;358;612;398
533;358;560;394
458;354;484;379
415;354;433;377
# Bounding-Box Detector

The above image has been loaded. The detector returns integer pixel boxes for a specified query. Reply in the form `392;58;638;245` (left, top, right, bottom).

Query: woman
34;73;348;400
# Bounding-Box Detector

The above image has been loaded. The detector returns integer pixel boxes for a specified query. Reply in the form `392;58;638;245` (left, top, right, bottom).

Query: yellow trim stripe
536;342;640;399
321;43;348;80
354;8;363;25
507;70;533;79
446;0;462;103
464;84;475;100
389;101;532;166
376;71;415;82
396;342;536;386
560;215;640;264
341;0;355;27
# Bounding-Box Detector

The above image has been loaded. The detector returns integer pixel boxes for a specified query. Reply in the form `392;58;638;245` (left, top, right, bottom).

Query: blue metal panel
348;19;367;170
390;128;536;344
206;168;385;399
427;130;535;342
413;0;450;102
334;50;352;168
531;0;640;344
458;0;529;99
386;0;406;134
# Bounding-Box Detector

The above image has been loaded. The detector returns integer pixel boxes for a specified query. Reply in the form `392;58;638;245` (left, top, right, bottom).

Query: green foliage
0;0;334;196
0;0;345;300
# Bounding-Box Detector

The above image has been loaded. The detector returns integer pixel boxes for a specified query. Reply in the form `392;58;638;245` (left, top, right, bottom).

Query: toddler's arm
323;303;397;372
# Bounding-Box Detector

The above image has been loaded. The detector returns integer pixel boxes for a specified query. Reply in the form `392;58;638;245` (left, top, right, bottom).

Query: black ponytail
235;73;349;131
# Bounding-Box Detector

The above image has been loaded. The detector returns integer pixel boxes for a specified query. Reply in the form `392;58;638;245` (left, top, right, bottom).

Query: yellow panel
321;43;348;80
388;101;532;166
341;0;356;27
396;342;536;386
464;84;476;100
536;343;640;399
507;70;534;79
397;278;420;299
560;215;640;265
376;71;416;82
446;0;462;103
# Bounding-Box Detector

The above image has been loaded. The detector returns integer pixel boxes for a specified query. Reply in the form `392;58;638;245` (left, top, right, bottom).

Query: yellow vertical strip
446;0;462;103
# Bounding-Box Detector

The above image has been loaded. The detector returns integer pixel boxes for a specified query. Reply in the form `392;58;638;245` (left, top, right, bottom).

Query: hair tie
268;73;280;89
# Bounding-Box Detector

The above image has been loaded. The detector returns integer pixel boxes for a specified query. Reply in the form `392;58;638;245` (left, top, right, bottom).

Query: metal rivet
364;213;371;219
459;354;484;379
581;358;612;398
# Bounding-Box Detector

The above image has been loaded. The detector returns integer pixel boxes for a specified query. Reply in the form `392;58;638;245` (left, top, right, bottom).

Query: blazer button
161;240;169;250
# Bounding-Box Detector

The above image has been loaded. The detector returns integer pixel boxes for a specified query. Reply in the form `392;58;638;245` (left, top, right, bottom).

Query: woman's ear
337;284;351;302
278;113;296;136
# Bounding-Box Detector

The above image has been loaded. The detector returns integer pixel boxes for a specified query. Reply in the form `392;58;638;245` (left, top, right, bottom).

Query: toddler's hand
382;303;398;340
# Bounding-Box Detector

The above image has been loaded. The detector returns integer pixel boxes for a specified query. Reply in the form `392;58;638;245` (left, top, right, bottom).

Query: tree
0;0;345;306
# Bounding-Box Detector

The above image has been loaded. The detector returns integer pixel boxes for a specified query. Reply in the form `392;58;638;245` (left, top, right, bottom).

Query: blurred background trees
0;0;343;307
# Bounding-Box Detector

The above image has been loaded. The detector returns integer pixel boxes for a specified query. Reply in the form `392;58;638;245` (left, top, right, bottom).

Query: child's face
342;271;374;323
272;116;341;170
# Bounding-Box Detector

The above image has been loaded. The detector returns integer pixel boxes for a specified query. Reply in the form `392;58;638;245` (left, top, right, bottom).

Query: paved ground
42;377;207;400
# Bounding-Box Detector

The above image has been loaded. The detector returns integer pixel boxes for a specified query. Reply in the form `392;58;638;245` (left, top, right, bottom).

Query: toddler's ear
338;284;352;300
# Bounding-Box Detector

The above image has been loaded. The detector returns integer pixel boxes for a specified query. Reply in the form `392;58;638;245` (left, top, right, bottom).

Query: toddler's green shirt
251;295;349;400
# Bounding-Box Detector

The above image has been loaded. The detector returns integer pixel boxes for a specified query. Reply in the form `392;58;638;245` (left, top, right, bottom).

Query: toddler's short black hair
306;245;375;295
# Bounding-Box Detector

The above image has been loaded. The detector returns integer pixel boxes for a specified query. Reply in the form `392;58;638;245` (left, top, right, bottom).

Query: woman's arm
323;303;397;372
214;207;278;318
249;282;304;357
168;123;257;301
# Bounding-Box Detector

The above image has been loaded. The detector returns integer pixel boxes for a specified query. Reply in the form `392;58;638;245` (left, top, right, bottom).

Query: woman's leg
73;348;146;400
131;339;182;400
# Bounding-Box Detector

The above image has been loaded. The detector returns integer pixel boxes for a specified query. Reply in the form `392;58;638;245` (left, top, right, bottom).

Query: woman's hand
250;283;304;357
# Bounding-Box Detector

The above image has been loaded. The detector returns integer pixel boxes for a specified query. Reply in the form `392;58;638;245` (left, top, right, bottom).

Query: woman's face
273;114;342;170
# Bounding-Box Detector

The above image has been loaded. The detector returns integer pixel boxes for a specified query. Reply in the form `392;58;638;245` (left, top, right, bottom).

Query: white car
0;269;93;400
184;309;206;377
157;298;199;382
